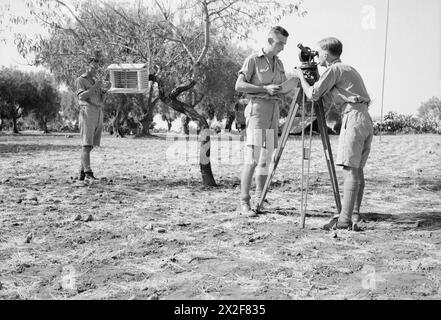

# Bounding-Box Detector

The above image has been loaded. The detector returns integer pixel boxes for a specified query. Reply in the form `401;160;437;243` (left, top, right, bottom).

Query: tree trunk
181;115;190;135
136;80;156;137
137;115;153;136
0;116;3;131
169;98;216;187
151;76;216;186
167;120;172;131
112;111;125;138
199;128;217;186
40;117;49;134
43;121;49;134
12;116;19;134
112;95;128;138
225;111;235;132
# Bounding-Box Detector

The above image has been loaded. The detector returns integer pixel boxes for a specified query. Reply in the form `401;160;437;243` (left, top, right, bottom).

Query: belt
79;103;102;109
249;96;281;103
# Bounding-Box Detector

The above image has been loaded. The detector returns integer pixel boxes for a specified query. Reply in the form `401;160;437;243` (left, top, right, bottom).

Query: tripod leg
255;89;302;212
300;99;315;229
300;94;306;227
315;100;342;228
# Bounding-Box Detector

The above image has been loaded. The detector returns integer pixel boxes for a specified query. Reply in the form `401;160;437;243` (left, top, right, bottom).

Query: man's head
317;37;343;66
266;26;289;56
86;57;100;77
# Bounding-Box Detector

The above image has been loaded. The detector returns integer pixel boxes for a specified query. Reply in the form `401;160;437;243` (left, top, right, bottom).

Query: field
0;132;440;300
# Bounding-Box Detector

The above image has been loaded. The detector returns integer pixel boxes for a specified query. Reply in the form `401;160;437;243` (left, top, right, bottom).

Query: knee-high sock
241;146;259;204
255;174;267;200
354;168;365;214
241;164;256;204
255;147;270;200
81;146;93;172
339;167;360;224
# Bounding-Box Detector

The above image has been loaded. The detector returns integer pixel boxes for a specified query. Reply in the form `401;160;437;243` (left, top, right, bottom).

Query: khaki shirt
309;59;371;112
238;49;287;101
75;73;104;107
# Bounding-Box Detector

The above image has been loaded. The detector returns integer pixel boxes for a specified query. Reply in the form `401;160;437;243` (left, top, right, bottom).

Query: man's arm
235;74;281;96
77;80;102;102
99;82;112;105
76;77;106;108
294;67;338;101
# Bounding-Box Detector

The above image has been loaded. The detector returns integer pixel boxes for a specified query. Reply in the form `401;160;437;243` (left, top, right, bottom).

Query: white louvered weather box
107;63;149;94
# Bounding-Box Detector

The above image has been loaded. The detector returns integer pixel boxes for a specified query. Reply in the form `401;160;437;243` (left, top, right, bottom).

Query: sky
1;0;441;118
249;0;441;117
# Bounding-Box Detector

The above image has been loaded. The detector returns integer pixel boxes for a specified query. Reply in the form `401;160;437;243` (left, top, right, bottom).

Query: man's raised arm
294;66;338;101
235;74;281;96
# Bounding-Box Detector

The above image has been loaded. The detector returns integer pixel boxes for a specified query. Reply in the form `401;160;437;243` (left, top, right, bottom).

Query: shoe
335;220;353;230
254;198;270;212
351;213;362;231
240;203;258;218
352;213;361;224
322;215;339;230
79;170;86;181
84;171;98;183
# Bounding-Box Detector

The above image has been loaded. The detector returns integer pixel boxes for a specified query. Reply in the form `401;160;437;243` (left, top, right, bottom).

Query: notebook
278;77;300;94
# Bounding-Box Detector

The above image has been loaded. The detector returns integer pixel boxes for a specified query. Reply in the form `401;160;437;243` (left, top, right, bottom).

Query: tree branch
154;0;196;63
169;80;197;100
55;0;93;44
98;0;141;28
196;0;211;65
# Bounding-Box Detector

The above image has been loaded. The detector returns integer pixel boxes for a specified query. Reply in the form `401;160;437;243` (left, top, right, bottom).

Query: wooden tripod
255;85;342;228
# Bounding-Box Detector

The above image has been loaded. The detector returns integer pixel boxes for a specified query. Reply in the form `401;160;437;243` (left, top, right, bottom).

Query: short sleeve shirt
308;59;371;111
238;49;287;100
75;74;104;107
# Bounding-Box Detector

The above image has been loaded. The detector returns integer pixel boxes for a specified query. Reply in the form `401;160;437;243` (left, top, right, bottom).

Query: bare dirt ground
0;132;440;300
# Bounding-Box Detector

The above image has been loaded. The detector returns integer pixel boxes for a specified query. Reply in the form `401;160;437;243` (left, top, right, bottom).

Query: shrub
373;111;441;135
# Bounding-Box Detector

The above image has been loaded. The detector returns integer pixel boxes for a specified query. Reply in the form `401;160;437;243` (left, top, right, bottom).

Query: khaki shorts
245;98;279;150
336;105;373;169
79;105;103;147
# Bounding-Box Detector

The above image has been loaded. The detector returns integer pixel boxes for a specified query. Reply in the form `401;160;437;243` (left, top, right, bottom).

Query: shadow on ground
0;144;79;154
363;211;441;231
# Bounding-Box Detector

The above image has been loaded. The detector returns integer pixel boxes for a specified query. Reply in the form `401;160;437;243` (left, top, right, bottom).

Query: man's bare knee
343;166;360;181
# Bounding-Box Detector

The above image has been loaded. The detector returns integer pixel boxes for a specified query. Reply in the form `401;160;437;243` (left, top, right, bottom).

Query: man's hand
102;81;112;92
264;84;281;96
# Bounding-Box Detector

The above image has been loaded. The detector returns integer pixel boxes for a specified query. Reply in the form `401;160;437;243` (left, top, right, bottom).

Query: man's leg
81;145;93;173
353;129;373;224
240;145;260;215
255;147;268;202
78;108;86;180
352;167;365;224
79;159;85;180
338;166;360;228
255;127;276;205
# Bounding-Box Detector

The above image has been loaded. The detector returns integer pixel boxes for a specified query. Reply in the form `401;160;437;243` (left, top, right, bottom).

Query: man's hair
318;37;343;57
270;26;289;38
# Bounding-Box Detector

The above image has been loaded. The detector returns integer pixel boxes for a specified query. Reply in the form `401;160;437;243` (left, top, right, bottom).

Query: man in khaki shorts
294;37;373;230
75;57;111;182
235;26;290;217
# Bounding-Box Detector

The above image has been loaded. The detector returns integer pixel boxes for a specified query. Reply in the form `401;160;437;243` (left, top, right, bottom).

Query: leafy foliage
0;67;60;133
374;111;441;135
